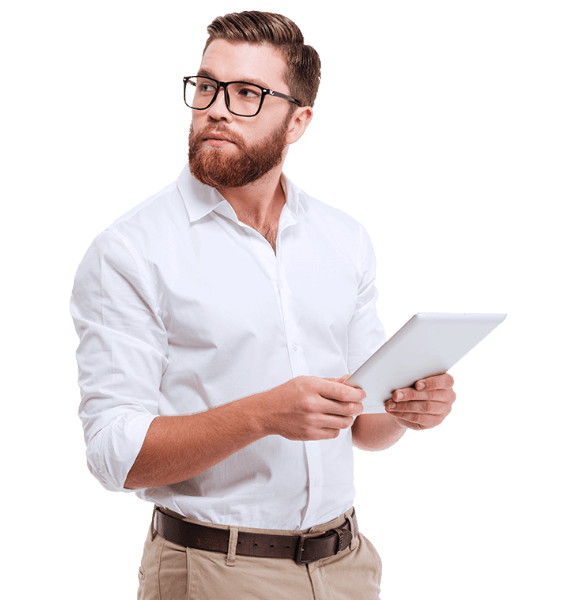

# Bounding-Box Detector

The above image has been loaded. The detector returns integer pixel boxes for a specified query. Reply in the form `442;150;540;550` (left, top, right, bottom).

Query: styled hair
204;11;321;107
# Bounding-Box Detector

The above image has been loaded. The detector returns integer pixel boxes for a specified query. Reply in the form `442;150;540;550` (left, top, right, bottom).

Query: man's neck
217;164;286;232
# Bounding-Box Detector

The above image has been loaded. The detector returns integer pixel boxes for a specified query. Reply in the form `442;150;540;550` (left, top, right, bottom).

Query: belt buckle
295;531;325;565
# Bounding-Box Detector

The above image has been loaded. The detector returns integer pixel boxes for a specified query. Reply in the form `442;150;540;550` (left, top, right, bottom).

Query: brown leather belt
153;507;358;565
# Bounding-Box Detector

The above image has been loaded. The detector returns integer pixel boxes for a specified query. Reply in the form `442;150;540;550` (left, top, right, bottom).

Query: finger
392;412;428;426
392;387;456;403
319;379;365;403
320;398;364;418
322;374;350;384
385;399;452;415
397;417;431;431
391;411;446;428
414;373;454;391
321;414;356;430
391;387;412;401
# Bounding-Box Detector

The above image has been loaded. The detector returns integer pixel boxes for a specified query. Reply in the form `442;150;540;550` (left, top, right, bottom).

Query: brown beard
188;113;291;188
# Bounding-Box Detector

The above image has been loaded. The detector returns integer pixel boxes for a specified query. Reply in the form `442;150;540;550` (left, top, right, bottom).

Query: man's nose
207;86;232;122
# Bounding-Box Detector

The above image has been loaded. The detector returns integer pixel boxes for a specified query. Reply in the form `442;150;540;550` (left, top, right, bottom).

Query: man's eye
238;87;260;99
199;84;216;93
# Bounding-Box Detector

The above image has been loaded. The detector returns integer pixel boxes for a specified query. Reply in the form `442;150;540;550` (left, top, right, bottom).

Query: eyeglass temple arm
268;90;301;106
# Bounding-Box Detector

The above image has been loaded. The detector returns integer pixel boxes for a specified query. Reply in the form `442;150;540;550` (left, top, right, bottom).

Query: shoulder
109;180;185;241
86;176;193;267
293;183;371;262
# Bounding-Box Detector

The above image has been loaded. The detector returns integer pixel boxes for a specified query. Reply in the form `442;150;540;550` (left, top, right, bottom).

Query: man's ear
285;107;313;145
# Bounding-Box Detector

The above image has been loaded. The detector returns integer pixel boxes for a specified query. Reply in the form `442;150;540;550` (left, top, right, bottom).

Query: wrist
239;390;274;438
391;414;409;432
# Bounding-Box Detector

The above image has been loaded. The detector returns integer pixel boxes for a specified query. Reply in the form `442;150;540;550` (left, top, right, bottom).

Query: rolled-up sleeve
346;224;386;374
70;229;168;492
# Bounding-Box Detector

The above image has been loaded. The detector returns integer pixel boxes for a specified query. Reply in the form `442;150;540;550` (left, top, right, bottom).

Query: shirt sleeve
346;223;386;374
70;229;168;492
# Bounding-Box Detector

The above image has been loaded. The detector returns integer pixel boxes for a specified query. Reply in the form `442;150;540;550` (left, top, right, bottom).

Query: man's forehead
200;39;288;88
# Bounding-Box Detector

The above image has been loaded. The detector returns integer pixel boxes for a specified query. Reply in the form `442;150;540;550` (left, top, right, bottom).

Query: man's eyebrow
196;69;270;89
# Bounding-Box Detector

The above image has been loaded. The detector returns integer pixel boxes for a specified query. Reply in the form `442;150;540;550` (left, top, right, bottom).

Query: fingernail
395;391;404;400
387;401;396;410
416;381;425;390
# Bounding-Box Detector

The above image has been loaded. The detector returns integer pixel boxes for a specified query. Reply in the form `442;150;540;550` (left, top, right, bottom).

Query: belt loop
345;510;358;551
150;506;158;542
226;526;239;567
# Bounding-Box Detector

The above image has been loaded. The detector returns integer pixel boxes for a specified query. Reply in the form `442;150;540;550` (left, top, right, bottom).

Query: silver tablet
345;312;507;414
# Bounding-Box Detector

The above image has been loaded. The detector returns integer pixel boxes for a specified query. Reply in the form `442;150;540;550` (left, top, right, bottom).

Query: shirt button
292;343;299;352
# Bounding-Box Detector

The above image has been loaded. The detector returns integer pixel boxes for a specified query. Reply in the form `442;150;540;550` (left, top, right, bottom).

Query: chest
237;216;279;255
151;216;359;353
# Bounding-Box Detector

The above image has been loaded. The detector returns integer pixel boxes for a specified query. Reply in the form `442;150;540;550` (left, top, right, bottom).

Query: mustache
191;124;246;148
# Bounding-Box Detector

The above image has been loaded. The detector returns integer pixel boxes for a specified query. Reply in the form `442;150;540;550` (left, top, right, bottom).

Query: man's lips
204;133;233;144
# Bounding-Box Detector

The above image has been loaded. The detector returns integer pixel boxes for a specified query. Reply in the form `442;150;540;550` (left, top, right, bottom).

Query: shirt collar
176;165;306;224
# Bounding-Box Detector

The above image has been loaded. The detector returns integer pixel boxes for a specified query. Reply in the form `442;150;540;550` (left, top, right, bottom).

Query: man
71;11;455;599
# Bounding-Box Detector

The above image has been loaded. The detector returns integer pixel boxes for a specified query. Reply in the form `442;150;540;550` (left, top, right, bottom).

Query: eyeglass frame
183;75;302;117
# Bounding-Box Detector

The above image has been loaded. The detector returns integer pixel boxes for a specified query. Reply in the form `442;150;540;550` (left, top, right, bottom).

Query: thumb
322;374;350;383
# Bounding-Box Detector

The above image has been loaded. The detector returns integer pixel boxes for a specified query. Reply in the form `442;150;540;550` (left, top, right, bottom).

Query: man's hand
385;373;456;431
258;376;366;442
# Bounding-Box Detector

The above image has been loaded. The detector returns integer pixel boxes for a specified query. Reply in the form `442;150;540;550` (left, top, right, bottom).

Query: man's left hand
385;373;456;431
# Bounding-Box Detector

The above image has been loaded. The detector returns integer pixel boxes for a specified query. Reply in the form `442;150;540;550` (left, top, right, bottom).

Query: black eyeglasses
183;75;302;117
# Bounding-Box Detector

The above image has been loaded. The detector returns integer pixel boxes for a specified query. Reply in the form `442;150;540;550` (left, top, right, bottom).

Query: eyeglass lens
185;77;263;117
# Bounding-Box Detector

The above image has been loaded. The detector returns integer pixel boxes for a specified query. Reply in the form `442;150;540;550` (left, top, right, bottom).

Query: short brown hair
203;11;321;107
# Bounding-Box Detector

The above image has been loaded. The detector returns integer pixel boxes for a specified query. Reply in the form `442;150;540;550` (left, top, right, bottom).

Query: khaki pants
137;507;382;599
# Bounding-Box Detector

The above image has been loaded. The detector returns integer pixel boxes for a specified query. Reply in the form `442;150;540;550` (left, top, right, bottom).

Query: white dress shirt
71;166;386;530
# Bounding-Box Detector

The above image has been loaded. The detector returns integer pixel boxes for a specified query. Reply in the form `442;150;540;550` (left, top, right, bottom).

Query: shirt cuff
86;412;157;493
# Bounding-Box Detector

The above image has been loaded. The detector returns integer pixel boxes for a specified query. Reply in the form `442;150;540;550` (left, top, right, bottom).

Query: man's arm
352;412;408;451
125;376;365;489
124;395;265;490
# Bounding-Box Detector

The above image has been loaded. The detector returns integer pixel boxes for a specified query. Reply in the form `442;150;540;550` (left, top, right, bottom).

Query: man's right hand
256;376;365;441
